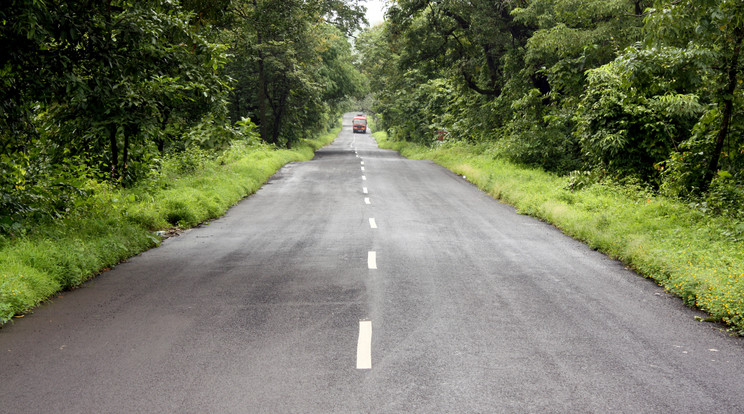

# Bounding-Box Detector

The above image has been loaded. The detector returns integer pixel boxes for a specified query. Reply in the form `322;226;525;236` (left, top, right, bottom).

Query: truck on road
352;114;367;134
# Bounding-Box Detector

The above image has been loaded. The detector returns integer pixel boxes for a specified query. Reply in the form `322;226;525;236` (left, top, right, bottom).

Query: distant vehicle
352;114;367;134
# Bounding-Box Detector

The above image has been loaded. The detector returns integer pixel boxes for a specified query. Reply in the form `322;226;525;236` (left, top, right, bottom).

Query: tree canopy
4;0;743;229
0;0;366;233
357;0;743;217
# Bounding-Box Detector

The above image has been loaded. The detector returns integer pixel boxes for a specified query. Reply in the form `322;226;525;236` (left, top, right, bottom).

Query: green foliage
225;0;365;146
2;0;232;179
378;134;744;334
366;0;743;217
0;140;103;236
660;109;721;196
363;0;651;174
704;172;744;219
0;0;234;231
1;0;363;237
497;88;582;172
0;125;339;323
503;0;648;173
575;49;706;181
514;0;648;96
164;146;215;175
643;0;744;193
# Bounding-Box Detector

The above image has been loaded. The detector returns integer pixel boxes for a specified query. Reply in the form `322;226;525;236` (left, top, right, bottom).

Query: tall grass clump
376;131;744;334
0;126;339;324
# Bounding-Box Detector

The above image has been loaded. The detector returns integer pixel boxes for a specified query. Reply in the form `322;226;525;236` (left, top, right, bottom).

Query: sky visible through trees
365;0;387;26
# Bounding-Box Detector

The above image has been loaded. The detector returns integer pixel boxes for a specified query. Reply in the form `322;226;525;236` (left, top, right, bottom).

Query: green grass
0;127;339;324
376;132;744;334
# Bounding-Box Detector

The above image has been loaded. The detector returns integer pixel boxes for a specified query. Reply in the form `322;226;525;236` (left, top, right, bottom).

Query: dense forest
1;0;367;235
2;0;742;233
357;0;743;219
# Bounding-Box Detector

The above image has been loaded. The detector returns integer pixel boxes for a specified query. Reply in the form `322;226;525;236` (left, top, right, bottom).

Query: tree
46;1;230;181
500;0;650;172
0;0;232;230
227;0;365;145
387;0;531;98
576;46;706;181
644;0;744;192
1;0;368;231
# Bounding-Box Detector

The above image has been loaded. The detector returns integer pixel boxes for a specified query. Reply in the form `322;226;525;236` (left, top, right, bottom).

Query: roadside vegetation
0;128;339;323
358;1;744;333
1;0;367;323
357;0;744;214
376;131;744;334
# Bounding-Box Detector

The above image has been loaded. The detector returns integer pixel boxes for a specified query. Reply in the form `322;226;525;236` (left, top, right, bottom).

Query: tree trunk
109;126;118;180
270;87;287;146
122;125;130;177
157;108;171;155
254;0;269;143
702;28;743;192
271;105;284;146
121;124;139;184
258;48;268;142
483;43;501;92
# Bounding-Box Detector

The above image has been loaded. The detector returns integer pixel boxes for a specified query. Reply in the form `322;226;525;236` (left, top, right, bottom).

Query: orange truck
352;114;367;133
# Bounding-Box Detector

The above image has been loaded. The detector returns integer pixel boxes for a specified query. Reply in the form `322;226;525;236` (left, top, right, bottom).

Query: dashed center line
368;251;377;269
357;320;372;370
353;134;375;370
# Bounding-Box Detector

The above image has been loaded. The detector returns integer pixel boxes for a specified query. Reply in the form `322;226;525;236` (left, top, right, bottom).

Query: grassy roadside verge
375;132;744;334
0;127;340;324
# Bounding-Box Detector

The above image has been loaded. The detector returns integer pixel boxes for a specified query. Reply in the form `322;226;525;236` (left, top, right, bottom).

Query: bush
377;135;744;334
0;124;340;324
499;89;583;173
704;172;744;219
576;46;706;183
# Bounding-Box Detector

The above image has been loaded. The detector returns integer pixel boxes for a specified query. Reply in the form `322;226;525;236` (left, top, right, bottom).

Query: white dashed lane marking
354;135;375;371
357;320;372;370
368;251;377;269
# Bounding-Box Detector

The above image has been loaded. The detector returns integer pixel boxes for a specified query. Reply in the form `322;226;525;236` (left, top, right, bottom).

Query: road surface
2;113;744;413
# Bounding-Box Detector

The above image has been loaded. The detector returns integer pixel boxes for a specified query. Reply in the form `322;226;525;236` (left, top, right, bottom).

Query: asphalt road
2;113;744;413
